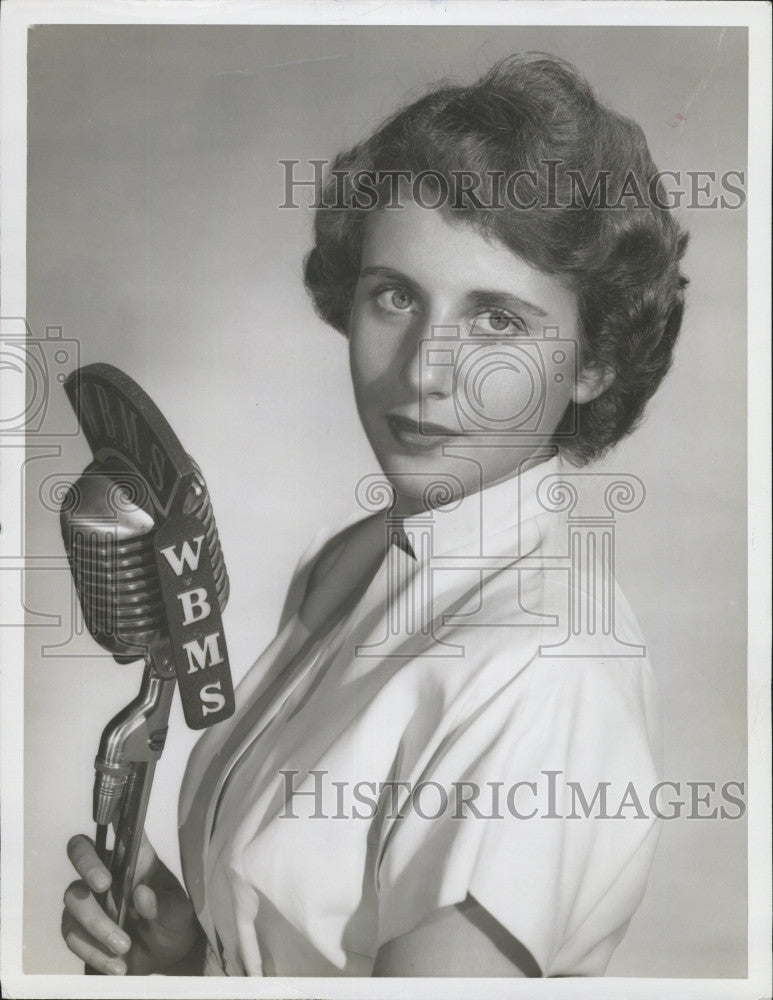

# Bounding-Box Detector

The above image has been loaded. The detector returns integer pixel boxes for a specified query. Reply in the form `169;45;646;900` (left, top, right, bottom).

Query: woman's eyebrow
468;289;548;318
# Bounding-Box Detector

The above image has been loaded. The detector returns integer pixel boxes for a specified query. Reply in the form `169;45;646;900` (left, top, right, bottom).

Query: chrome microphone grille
61;467;229;662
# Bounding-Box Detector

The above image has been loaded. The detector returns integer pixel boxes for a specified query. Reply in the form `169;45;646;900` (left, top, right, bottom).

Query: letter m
160;534;205;576
567;781;611;819
183;632;224;673
568;169;610;208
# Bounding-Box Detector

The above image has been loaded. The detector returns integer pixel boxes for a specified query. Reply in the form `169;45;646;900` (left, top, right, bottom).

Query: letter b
178;587;211;627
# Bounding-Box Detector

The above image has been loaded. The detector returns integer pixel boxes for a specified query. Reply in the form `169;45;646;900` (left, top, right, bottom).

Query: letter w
160;535;205;576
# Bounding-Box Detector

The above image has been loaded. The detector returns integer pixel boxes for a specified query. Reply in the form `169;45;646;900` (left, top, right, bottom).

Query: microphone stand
86;645;176;973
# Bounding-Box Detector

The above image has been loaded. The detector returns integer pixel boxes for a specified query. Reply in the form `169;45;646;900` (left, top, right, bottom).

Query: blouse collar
388;453;563;563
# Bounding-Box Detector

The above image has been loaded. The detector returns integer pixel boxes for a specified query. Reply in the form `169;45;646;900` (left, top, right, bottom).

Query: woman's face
348;201;597;513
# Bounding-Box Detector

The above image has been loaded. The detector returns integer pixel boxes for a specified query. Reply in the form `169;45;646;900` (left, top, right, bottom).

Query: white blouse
178;456;661;977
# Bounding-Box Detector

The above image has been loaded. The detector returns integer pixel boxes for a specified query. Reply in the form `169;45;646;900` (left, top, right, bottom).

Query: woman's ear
572;365;615;405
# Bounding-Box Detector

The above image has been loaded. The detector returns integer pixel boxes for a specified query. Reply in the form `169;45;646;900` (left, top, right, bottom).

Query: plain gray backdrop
23;25;747;977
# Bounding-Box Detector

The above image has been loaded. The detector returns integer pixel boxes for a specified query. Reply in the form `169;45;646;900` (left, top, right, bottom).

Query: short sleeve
375;652;661;977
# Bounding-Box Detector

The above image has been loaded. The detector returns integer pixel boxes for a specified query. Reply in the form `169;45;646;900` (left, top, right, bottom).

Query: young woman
61;53;688;978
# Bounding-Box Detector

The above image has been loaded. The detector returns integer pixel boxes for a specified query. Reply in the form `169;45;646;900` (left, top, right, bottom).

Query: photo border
1;2;770;998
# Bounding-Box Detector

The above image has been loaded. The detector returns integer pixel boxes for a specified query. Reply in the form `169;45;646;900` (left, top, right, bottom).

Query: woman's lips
386;414;461;450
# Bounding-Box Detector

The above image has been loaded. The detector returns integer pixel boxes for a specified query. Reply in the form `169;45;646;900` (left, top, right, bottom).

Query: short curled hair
304;53;689;464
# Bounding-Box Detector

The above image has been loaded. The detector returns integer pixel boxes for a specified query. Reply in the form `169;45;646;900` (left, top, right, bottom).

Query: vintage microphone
59;364;235;969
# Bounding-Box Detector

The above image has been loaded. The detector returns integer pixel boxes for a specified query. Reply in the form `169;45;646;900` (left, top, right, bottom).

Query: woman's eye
471;311;528;337
375;288;415;312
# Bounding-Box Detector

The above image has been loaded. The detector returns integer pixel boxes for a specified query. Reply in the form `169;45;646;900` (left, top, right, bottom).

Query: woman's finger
134;830;160;883
132;882;158;921
66;834;110;893
61;917;127;976
62;880;131;957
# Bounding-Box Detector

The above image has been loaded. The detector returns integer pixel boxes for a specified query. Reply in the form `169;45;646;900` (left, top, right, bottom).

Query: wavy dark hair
303;53;689;464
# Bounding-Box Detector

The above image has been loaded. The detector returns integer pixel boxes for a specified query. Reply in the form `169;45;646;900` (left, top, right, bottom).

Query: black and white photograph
0;1;770;997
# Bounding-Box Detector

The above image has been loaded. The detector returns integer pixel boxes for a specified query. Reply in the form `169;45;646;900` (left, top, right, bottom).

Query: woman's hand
61;832;203;975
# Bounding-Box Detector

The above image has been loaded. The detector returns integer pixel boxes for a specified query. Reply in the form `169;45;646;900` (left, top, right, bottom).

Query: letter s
720;780;746;819
720;170;746;209
200;681;226;717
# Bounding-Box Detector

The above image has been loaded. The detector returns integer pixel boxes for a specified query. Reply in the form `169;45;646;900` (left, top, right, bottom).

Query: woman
61;53;687;977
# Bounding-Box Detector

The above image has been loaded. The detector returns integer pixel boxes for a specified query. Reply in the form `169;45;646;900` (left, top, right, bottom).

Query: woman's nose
399;319;456;398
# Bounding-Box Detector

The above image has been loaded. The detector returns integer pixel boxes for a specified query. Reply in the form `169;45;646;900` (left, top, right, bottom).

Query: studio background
23;25;747;977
